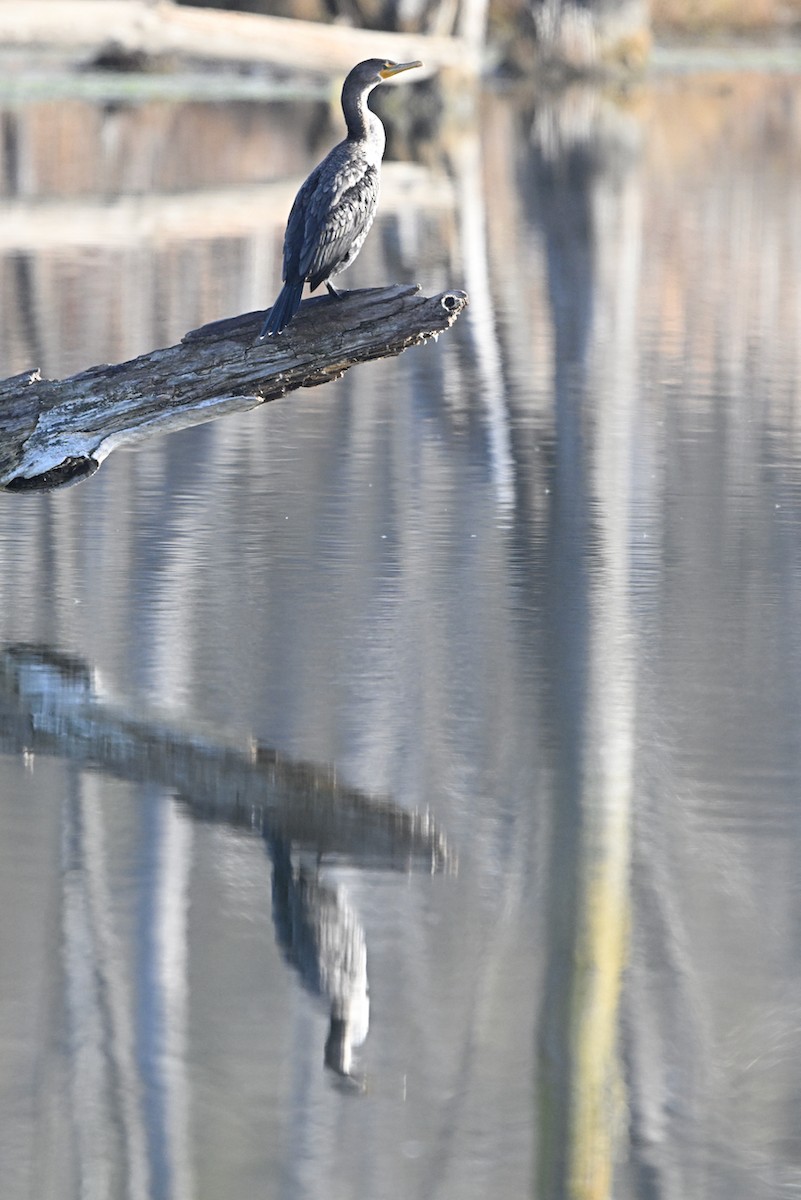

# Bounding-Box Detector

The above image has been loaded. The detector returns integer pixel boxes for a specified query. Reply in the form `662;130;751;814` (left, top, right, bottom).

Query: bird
259;58;422;338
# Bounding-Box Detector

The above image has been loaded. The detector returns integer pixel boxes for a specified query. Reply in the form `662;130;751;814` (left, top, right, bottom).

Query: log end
182;284;468;350
4;454;100;493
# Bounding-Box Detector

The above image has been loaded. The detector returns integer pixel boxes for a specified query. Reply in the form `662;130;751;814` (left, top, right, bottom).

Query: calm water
1;67;801;1199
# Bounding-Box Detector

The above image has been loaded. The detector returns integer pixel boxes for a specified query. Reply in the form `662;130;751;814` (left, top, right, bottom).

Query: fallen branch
0;284;467;491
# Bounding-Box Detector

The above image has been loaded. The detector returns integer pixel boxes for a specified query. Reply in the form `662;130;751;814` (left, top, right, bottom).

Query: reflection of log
0;285;467;491
0;643;451;873
0;0;477;75
0;165;456;251
0;641;448;1083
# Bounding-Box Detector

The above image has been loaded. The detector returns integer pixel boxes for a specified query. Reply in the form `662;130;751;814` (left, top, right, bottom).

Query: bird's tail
259;281;304;338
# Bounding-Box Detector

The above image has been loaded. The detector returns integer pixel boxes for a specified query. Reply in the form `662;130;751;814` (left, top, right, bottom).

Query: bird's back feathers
285;141;381;291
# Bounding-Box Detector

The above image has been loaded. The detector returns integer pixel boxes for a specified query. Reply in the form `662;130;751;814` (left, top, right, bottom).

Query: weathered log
0;284;467;491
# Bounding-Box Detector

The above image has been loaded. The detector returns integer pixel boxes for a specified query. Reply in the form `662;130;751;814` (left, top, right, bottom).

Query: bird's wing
292;148;380;289
282;166;322;282
304;166;379;289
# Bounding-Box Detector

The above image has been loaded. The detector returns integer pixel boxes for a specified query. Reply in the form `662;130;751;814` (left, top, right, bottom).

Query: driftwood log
0;284;467;491
0;0;479;75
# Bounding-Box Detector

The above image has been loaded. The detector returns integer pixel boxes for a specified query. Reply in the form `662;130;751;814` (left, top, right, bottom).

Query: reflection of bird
259;58;422;338
268;838;369;1080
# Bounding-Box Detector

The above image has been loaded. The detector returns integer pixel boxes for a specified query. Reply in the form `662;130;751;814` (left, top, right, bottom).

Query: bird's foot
326;282;343;298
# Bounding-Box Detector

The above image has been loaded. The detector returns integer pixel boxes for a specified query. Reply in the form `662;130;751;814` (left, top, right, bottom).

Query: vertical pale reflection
568;117;641;1200
155;802;194;1200
536;91;641;1200
150;501;199;712
454;129;516;512
61;771;150;1200
60;769;194;1200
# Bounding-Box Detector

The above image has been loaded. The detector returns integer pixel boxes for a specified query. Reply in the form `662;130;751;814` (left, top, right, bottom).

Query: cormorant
259;58;422;338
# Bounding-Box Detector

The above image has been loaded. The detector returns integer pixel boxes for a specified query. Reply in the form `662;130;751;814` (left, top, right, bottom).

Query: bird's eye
383;61;393;69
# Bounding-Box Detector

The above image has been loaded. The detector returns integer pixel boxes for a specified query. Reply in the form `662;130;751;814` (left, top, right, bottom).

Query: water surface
1;68;801;1199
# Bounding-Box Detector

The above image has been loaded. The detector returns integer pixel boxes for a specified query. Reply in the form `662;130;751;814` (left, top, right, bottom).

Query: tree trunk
531;0;650;73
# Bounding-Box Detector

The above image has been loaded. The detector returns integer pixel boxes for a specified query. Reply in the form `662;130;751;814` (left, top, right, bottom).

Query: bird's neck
343;85;383;147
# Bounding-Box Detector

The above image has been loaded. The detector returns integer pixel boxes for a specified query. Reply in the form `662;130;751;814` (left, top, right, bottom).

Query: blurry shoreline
0;0;800;97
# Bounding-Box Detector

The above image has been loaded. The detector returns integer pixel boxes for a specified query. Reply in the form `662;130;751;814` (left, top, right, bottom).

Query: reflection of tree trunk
451;129;516;511
6;255;43;370
535;91;641;1200
59;765;195;1200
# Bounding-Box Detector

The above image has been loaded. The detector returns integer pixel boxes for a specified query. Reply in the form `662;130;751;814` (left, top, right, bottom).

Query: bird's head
346;59;423;91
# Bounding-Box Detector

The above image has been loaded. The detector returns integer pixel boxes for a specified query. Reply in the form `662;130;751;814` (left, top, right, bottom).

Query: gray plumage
260;58;422;338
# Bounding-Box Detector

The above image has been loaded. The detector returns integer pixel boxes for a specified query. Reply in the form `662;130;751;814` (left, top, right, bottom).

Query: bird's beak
379;60;423;79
